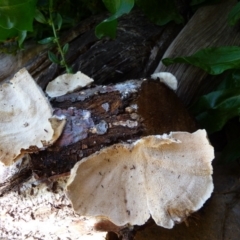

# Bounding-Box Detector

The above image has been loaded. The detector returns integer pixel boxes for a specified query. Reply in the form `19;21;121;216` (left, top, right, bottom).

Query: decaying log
30;79;197;178
2;2;240;239
155;0;240;105
0;10;182;89
0;79;197;239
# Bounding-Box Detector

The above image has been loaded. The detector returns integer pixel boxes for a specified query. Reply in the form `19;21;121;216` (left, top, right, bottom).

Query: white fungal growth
151;72;178;90
46;71;94;98
0;68;65;166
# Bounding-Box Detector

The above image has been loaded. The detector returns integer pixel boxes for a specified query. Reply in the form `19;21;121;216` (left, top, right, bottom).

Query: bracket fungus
0;68;66;166
46;71;94;98
66;129;214;229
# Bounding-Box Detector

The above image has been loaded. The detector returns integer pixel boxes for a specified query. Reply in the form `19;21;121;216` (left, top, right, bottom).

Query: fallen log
0;77;197;239
2;1;240;239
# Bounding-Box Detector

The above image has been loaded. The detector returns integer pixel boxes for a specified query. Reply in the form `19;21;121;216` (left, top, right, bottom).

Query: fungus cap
0;68;65;165
66;129;214;229
46;71;94;98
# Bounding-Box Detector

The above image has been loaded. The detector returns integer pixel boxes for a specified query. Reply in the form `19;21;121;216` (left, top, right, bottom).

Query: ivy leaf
95;19;117;39
136;0;183;26
38;37;54;44
95;0;134;39
191;88;240;133
0;26;18;41
162;47;240;75
228;2;240;26
0;26;26;47
48;51;60;64
0;0;37;31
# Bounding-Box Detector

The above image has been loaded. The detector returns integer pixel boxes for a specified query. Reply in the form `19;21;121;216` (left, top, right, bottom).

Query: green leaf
95;19;118;39
38;37;54;44
95;0;134;39
48;51;60;64
34;9;47;24
62;43;69;54
162;47;240;75
191;88;240;133
195;107;239;134
0;26;18;41
136;0;184;26
54;13;63;30
18;30;27;47
228;2;240;26
220;137;240;163
0;0;37;31
216;70;240;90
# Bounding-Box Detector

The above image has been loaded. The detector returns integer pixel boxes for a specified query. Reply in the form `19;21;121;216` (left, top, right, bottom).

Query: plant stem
49;0;72;73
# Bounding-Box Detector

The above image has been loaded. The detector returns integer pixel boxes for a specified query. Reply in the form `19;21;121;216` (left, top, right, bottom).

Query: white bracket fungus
66;129;214;229
0;68;66;166
151;72;178;90
46;71;94;98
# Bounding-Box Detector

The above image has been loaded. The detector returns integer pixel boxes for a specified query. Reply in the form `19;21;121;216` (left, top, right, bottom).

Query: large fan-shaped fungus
0;68;65;165
66;130;214;229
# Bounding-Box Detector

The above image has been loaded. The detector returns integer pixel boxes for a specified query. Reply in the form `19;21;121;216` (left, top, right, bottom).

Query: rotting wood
0;79;197;240
30;79;197;178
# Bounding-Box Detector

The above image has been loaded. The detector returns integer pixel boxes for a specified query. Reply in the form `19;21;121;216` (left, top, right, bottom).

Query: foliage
190;70;240;134
162;1;240;163
135;0;183;26
95;0;135;39
162;47;240;75
228;2;240;26
0;0;212;48
0;0;37;46
36;0;72;73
